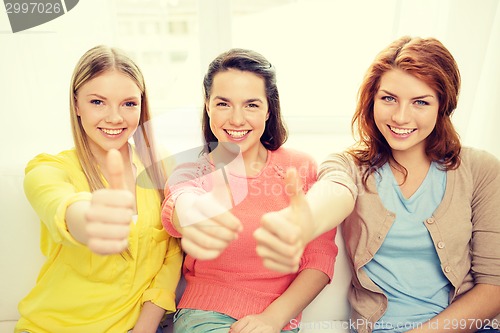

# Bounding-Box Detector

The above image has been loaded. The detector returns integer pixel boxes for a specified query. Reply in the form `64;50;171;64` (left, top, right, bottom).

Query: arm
66;149;135;255
131;301;166;333
407;284;500;333
254;169;354;273
65;200;92;244
23;149;133;254
162;167;242;260
140;237;183;324
233;161;338;332
301;179;355;241
230;269;330;333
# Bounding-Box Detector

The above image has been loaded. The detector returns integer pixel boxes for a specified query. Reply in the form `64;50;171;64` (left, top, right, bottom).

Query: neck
390;148;431;190
243;146;268;177
210;144;268;177
391;147;430;171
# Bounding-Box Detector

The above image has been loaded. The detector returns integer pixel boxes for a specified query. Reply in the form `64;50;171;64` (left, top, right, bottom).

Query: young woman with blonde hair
16;45;182;333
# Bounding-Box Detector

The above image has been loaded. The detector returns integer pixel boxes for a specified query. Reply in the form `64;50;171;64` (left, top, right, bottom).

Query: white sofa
0;164;352;333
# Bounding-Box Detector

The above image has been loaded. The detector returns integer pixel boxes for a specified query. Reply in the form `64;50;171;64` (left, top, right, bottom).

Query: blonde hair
69;45;166;200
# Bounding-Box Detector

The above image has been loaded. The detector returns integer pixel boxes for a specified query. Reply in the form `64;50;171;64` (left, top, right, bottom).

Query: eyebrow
87;93;107;100
87;93;139;101
213;96;264;103
379;89;435;100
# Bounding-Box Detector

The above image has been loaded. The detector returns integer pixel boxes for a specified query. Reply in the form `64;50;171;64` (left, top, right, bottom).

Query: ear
205;101;211;118
265;111;270;121
74;96;80;116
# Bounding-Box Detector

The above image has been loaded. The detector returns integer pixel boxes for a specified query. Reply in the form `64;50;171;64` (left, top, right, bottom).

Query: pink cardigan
162;147;337;329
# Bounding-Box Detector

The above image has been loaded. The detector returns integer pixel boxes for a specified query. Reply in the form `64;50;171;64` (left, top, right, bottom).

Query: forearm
132;301;166;333
170;192;198;233
306;180;355;242
66;200;91;245
261;269;330;329
409;283;500;333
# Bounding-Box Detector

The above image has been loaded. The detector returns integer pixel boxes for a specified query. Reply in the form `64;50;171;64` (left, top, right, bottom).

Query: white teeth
101;128;123;135
226;130;249;138
389;126;414;135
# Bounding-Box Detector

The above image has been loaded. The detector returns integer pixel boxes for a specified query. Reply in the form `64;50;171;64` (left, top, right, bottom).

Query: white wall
1;0;499;170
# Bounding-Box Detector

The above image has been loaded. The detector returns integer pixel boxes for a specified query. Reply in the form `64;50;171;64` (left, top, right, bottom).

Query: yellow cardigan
16;148;182;333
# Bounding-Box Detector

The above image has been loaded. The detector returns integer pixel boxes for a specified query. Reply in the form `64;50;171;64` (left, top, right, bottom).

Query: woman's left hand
229;313;280;333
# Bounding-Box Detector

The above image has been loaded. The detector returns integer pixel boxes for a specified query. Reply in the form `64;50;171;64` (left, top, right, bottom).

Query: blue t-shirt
362;162;450;333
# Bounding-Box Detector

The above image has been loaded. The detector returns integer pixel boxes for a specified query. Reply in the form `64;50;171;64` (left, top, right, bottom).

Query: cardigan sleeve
468;149;500;285
317;152;361;199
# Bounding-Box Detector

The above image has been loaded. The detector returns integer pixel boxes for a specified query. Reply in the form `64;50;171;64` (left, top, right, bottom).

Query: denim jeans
349;325;500;333
173;308;299;333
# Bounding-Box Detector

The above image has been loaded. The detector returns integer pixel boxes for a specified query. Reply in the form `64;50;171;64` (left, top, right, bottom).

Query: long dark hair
201;48;288;153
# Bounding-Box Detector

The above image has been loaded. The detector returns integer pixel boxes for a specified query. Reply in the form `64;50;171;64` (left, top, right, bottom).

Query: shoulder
271;146;317;167
457;146;499;175
460;146;499;165
455;146;499;187
166;153;213;187
25;149;80;174
318;150;357;174
269;147;318;188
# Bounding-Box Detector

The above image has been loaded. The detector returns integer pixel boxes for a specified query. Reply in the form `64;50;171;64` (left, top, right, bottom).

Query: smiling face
206;69;269;164
75;70;141;160
374;69;439;161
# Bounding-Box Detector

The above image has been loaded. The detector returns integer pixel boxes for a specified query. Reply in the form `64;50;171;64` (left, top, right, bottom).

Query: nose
105;105;123;124
229;107;245;126
392;102;411;124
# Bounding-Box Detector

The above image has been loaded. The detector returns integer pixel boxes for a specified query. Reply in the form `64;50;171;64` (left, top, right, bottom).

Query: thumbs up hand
254;168;314;273
85;149;135;255
174;166;242;260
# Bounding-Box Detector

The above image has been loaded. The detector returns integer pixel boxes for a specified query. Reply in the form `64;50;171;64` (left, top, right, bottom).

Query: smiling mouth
100;128;124;135
388;125;416;135
225;130;250;138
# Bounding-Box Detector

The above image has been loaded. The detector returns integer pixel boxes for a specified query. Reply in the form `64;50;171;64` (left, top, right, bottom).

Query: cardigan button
437;241;445;249
426;217;435;224
444;266;451;273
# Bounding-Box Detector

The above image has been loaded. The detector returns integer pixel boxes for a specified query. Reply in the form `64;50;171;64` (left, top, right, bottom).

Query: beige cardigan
319;147;500;333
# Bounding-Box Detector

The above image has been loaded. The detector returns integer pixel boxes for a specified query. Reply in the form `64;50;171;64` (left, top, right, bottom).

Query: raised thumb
285;167;305;213
106;149;127;190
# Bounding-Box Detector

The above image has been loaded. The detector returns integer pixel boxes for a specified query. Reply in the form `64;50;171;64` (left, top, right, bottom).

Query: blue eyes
89;100;138;107
124;101;138;107
382;96;396;103
381;96;429;106
215;102;259;108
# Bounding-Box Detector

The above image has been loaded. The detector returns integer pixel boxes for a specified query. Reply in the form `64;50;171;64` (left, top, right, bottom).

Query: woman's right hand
67;149;135;255
174;169;243;260
85;149;135;255
254;168;314;273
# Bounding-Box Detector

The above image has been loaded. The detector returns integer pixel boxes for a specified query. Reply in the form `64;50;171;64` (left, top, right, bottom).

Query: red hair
349;36;461;187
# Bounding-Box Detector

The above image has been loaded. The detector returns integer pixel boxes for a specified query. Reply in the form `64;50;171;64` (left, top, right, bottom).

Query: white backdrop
1;0;499;168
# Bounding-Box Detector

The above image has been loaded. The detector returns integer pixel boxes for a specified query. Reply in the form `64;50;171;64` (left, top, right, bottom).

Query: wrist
172;192;199;233
260;307;290;331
